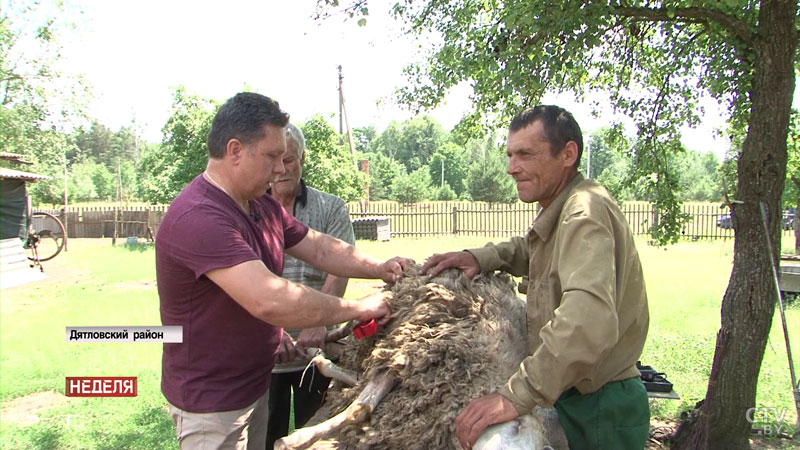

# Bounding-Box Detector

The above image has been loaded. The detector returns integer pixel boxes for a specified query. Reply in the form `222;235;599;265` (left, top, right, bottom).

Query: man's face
506;120;574;208
270;140;303;198
240;124;286;199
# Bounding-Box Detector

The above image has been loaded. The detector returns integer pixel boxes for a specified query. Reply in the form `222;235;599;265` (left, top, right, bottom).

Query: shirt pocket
526;278;552;351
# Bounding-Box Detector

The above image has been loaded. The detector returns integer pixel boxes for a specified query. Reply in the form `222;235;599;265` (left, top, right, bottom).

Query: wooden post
62;154;68;251
360;159;370;208
112;162;121;245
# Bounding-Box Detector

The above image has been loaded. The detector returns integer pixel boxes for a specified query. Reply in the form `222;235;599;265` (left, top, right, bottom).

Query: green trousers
554;376;650;450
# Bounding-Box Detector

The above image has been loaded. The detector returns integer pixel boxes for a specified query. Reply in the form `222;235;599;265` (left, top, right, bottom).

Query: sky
18;0;798;159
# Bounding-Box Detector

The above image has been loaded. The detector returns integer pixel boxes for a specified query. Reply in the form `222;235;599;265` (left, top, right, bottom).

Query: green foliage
433;183;457;201
24;130;70;206
585;128;618;180
429;142;470;196
119;160;138;203
320;0;796;245
138;87;218;204
360;151;405;200
73;121;137;170
0;1;88;206
467;145;517;204
369;116;448;172
67;161;98;201
594;157;634;203
675;150;721;202
586;128;633;202
783;110;799;210
90;162;115;200
352;125;377;152
391;166;432;203
301;115;366;202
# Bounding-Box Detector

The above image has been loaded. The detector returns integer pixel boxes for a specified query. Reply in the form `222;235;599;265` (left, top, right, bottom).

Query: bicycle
24;211;67;271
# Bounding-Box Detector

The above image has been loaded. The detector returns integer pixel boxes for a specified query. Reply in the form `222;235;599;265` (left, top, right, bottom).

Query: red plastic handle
353;319;378;339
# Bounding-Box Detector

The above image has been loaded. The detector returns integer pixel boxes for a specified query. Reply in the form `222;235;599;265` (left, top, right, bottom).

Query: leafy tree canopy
317;1;799;448
359;150;405;201
138;87;218;204
1;0;89;205
73;121;137;170
467;144;517;204
301;115;366;202
352;125;377;152
368;115;449;172
429;141;470;196
391;165;432;204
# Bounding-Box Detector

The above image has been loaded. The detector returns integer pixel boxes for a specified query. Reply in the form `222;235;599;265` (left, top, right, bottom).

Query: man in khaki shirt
422;105;649;450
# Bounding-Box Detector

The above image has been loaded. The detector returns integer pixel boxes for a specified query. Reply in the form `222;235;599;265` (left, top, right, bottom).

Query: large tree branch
615;6;753;45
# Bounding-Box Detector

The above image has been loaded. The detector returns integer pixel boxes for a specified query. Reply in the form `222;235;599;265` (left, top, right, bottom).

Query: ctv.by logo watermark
746;407;788;436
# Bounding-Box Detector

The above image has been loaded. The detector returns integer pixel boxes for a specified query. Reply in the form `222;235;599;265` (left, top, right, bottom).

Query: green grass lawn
1;237;798;449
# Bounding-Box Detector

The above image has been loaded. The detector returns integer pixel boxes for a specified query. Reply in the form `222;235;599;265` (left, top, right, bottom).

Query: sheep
276;266;567;450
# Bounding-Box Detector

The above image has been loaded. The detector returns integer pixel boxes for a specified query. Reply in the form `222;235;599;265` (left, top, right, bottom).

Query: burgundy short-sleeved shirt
156;175;309;413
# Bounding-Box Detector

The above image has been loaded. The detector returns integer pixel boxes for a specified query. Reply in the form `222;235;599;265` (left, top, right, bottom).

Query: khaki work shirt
469;174;649;413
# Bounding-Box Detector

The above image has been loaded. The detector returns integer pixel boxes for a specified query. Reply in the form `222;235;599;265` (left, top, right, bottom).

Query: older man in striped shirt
265;123;355;449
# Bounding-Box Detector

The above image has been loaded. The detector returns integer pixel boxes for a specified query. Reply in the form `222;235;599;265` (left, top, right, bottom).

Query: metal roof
0;167;52;182
0;152;33;164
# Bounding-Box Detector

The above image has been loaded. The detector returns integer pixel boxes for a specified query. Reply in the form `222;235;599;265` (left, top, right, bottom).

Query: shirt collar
265;178;308;209
295;179;308;208
530;172;584;242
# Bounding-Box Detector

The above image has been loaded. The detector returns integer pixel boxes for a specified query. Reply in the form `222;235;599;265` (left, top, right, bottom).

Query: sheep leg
312;354;359;386
325;321;355;342
301;348;359;387
274;371;397;450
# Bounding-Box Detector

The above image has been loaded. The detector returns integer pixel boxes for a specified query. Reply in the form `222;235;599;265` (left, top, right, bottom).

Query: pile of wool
325;266;528;449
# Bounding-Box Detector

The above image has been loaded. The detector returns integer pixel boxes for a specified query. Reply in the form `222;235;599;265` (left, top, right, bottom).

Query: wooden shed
0;153;51;288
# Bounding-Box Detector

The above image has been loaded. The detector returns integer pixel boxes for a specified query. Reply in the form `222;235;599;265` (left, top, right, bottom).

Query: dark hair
509;105;583;165
207;92;290;159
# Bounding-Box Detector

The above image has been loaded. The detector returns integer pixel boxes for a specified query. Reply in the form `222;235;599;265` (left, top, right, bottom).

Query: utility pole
441;159;445;188
113;160;121;245
338;65;344;136
586;141;592;179
337;65;358;170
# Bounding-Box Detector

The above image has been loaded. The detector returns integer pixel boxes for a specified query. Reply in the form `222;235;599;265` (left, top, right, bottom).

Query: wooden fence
36;202;791;240
36;206;168;239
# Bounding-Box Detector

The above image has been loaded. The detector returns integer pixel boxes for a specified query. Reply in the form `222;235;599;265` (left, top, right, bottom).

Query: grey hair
284;123;306;160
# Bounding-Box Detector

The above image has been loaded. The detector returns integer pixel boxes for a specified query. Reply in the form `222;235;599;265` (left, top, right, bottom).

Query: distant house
0;153;51;288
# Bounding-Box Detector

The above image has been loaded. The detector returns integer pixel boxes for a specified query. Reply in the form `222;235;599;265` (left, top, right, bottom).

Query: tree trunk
672;1;797;449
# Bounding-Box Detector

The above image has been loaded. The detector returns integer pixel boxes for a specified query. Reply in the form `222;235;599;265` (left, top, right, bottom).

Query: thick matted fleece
327;267;528;450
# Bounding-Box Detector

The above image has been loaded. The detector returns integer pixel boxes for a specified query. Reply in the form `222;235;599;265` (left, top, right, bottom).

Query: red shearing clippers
353;319;378;339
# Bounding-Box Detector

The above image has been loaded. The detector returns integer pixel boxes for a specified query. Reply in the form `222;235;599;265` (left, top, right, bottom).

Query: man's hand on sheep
421;251;481;279
356;290;393;325
296;327;327;356
455;393;520;450
375;256;414;283
276;330;298;364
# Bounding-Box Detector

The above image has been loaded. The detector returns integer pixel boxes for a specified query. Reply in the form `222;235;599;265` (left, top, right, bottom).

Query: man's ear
562;141;578;168
226;138;244;164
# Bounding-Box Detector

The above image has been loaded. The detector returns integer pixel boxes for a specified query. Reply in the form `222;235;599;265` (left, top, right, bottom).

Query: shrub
434;183;457;201
391;167;432;204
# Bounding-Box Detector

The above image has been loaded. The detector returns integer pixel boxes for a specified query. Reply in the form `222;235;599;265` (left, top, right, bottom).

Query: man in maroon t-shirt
156;92;409;450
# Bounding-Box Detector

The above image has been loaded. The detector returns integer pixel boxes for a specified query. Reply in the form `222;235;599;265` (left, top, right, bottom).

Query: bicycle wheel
26;211;66;262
